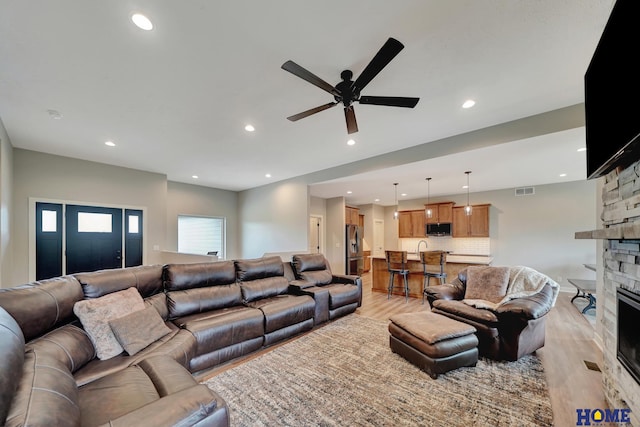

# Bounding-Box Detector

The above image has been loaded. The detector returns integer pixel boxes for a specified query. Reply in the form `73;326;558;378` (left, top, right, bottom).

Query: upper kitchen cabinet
346;206;360;225
424;202;454;224
398;210;426;238
452;204;490;237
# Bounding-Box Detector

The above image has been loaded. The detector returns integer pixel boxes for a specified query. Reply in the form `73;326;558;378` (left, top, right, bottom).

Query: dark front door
124;209;143;267
35;202;63;280
66;205;123;274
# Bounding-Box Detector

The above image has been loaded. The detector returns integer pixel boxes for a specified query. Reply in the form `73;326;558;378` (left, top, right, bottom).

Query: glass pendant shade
465;171;472;216
425;177;433;219
393;183;399;219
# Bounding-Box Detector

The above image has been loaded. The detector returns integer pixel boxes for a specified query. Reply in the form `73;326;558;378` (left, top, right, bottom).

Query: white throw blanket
462;266;559;311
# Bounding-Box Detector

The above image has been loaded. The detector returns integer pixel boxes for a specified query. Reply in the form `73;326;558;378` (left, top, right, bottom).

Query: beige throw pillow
109;306;172;356
73;287;145;360
464;266;510;304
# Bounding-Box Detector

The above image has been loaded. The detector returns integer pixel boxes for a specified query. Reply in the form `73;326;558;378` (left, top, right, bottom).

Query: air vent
515;187;535;196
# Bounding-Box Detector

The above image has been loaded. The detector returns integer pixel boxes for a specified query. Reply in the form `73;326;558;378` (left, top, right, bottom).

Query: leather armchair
424;269;555;361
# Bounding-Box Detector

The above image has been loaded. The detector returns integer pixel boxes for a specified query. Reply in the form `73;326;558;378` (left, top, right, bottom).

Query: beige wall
0;119;13;287
11;149;168;285
325;197;345;274
238;178;309;260
166;181;239;259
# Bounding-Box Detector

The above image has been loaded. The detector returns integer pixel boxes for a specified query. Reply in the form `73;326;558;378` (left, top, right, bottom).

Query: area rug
203;315;553;426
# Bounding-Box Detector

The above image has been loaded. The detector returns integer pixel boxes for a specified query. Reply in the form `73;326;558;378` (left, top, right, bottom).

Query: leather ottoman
388;311;479;378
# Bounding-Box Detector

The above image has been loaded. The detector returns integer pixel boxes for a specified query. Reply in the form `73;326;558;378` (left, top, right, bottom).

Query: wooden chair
385;250;410;302
420;251;447;304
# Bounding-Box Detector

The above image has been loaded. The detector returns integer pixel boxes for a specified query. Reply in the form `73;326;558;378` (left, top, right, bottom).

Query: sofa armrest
424;283;465;303
495;283;555;320
97;384;229;427
288;280;315;292
331;274;358;284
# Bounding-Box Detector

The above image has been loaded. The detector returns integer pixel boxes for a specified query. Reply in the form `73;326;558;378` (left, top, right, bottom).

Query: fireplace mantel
575;225;640;240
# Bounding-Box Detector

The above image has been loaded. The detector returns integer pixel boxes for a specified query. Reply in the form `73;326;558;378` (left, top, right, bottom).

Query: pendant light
425;178;433;219
464;171;472;216
393;183;399;219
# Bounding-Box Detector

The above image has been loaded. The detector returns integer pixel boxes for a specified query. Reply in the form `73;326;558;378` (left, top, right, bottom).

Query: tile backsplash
400;237;490;255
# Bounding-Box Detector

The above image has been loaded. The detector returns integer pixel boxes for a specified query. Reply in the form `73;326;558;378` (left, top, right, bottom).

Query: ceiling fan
281;37;420;134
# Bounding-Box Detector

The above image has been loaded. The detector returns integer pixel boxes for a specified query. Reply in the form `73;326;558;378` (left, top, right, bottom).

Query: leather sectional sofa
0;254;362;427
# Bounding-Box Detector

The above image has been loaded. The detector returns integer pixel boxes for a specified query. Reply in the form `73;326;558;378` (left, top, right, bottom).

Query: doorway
309;215;324;254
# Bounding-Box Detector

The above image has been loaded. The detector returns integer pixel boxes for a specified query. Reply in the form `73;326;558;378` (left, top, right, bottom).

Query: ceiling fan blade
281;60;340;96
287;102;337;122
344;106;358;134
359;96;419;108
352;38;404;94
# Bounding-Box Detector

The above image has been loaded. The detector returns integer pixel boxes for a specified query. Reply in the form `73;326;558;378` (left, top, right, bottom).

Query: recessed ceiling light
105;141;116;147
347;139;356;146
245;124;255;132
559;173;567;177
265;173;271;178
462;185;469;189
577;147;586;152
131;13;153;30
374;198;380;202
192;175;199;179
347;191;352;194
401;193;407;197
462;99;476;109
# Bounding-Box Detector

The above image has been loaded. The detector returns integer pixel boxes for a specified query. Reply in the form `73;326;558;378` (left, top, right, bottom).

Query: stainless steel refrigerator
345;224;363;275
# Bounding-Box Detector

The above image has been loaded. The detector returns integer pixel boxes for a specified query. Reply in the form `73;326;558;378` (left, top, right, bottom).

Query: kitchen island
371;254;493;299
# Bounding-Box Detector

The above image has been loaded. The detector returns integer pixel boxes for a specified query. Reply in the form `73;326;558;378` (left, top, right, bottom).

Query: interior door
373;219;385;258
309;216;321;254
66;205;123;274
35;202;63;280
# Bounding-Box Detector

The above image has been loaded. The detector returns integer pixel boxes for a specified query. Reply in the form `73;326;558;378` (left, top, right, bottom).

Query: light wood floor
200;272;606;426
355;272;606;427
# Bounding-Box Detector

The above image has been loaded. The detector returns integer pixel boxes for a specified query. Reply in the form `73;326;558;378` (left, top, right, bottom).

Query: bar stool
385;250;410;302
420;250;447;304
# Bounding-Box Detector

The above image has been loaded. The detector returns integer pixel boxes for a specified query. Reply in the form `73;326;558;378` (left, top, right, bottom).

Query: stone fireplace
577;160;640;426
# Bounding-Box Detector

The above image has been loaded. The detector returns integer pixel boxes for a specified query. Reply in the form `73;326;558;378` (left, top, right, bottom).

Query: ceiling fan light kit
281;37;420;134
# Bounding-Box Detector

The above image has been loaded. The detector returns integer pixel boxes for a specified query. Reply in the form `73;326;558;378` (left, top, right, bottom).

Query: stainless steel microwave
426;223;452;236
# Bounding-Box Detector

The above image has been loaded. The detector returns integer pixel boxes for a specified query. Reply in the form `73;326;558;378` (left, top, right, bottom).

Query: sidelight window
41;210;57;232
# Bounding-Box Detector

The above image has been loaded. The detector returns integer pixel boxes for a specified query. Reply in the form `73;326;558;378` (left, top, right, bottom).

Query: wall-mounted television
585;0;640;179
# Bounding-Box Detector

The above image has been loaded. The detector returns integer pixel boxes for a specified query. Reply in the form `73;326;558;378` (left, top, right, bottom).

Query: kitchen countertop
371;253;493;265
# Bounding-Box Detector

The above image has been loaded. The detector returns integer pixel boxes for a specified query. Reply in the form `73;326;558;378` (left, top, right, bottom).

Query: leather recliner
424;269;555;361
290;253;362;325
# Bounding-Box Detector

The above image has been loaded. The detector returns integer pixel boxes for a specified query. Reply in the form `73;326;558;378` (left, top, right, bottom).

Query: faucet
417;239;428;255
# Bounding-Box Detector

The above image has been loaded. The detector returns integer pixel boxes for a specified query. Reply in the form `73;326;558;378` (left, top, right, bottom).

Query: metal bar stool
385;250;410;302
420;250;447;304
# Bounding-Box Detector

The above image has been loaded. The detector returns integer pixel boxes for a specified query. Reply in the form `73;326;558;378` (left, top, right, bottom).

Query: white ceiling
0;1;614;197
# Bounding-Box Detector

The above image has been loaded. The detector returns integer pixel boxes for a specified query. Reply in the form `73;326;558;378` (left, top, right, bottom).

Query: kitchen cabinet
452;204;490;237
424;202;454;224
345;207;360;225
363;250;371;272
398;210;426;238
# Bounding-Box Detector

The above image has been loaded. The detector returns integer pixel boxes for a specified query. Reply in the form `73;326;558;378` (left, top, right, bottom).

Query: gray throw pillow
109;306;172;356
464;266;510;304
73;287;145;360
